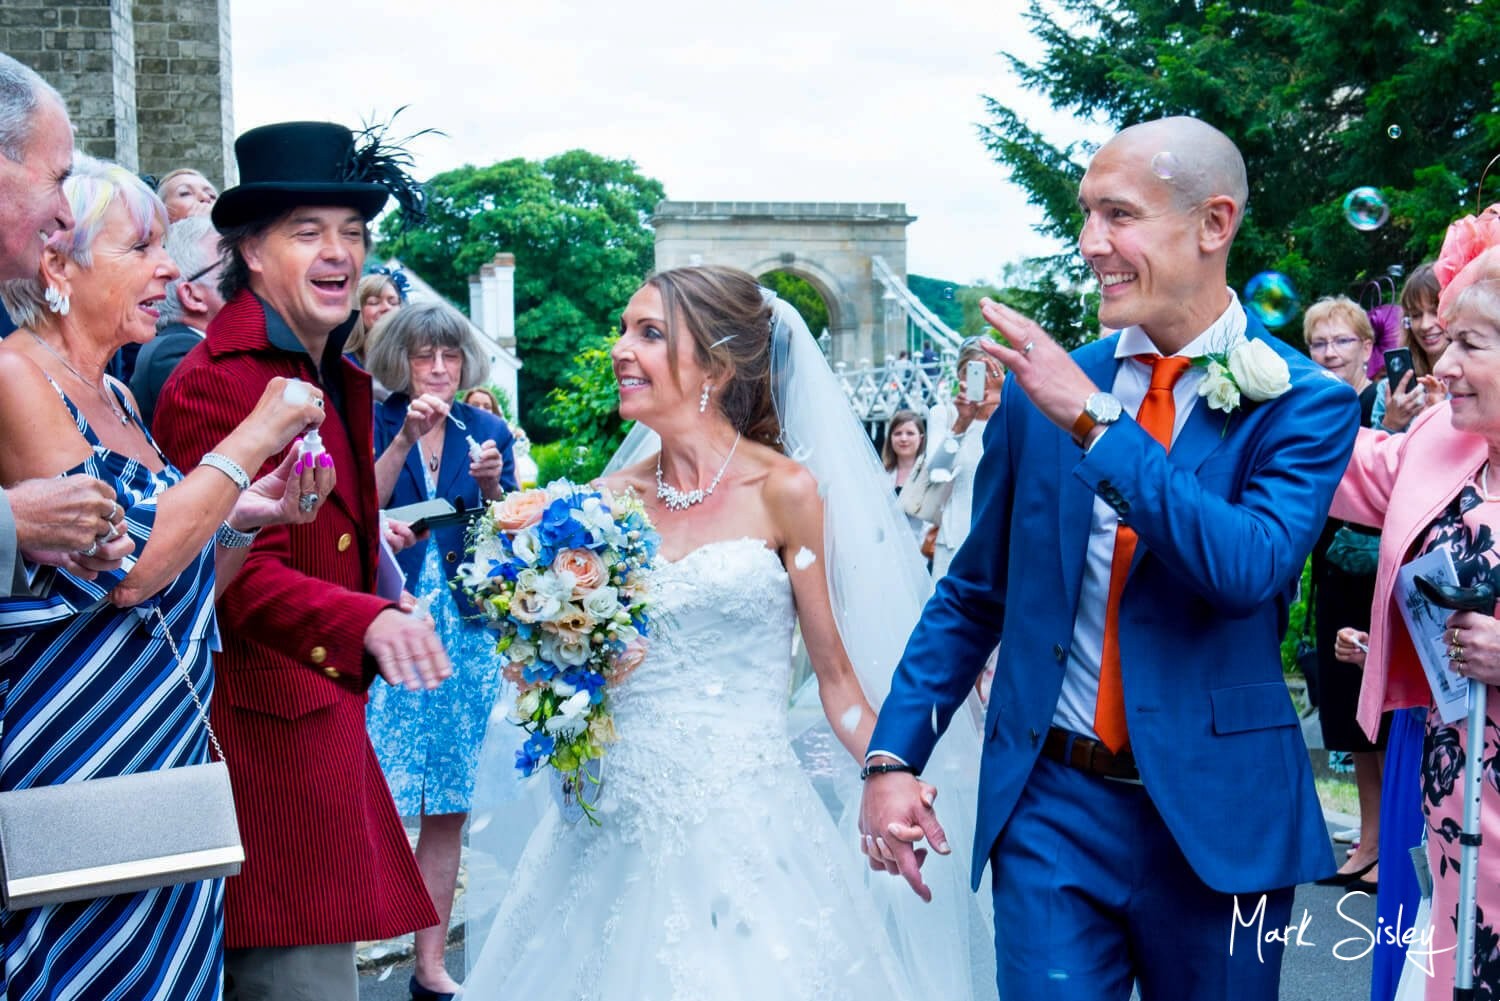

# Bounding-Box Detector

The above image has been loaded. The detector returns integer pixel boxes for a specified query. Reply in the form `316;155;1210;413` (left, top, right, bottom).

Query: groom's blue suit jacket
868;312;1361;895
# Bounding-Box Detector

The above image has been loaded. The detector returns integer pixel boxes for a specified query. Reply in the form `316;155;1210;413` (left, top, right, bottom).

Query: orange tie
1093;355;1193;753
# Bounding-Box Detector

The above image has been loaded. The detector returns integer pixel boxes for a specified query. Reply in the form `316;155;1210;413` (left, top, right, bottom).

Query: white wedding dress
462;537;921;999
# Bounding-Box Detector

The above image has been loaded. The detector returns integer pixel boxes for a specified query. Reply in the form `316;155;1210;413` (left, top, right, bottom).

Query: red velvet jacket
154;289;436;948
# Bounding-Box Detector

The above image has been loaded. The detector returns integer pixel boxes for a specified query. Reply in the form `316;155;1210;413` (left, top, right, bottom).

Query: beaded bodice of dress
601;538;797;844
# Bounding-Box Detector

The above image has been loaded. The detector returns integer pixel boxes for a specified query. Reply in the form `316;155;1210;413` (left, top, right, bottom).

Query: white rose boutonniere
1228;339;1292;401
1195;338;1292;427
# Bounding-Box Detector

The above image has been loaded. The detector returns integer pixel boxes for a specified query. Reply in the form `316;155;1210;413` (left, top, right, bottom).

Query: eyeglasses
1307;336;1363;352
184;259;222;284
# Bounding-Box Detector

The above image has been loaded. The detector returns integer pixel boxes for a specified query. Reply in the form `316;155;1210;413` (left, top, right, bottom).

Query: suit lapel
1058;337;1123;617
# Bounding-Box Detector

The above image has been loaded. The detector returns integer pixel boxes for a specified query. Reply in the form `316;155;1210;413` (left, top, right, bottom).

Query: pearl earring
44;285;69;317
699;384;711;413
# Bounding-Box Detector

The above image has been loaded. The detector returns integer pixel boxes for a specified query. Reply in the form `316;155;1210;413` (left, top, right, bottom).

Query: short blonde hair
0;153;166;328
1301;296;1374;345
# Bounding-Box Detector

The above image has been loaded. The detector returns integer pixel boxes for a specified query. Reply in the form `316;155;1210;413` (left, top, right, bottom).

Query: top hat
212;122;391;229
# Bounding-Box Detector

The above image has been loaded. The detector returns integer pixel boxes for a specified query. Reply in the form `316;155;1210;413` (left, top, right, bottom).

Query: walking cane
1415;575;1495;1001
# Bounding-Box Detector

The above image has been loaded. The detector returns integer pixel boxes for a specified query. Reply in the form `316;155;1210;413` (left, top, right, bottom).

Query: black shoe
1314;858;1376;887
1346;877;1379;895
409;976;457;1001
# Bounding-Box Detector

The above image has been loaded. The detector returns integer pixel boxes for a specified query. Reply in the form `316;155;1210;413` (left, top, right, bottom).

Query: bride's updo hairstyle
646;265;782;449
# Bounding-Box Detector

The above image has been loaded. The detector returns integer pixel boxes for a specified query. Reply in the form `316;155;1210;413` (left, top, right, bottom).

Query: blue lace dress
367;461;513;815
0;381;222;1000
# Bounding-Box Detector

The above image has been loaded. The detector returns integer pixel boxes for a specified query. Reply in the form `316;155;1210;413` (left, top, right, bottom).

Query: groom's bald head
1101;117;1249;234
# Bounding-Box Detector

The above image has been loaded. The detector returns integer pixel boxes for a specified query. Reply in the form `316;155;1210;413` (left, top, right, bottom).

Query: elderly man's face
1077;141;1210;340
242;206;366;339
0;97;75;282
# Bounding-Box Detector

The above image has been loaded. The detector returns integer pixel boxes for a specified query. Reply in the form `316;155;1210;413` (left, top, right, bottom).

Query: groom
860;116;1359;999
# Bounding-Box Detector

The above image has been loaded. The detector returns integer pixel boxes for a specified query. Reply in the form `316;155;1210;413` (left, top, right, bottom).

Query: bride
461;265;995;1000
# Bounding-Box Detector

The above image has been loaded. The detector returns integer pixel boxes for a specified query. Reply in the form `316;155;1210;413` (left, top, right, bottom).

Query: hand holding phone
964;359;988;403
1384;347;1414;392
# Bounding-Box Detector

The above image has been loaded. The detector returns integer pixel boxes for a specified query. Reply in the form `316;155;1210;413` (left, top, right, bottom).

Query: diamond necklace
28;331;130;425
656;433;741;512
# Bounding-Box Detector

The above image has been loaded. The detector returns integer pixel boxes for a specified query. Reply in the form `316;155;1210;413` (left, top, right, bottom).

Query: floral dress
366;463;515;815
1417;482;1500;999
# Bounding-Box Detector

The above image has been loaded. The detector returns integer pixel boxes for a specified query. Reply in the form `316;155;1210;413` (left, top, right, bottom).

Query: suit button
1053;643;1065;662
321;665;340;679
1117;500;1130;515
309;645;327;664
337;533;353;552
445;551;457;564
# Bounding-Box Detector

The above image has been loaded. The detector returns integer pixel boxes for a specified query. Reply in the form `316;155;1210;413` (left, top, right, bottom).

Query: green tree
379;151;665;437
541;338;629;479
760;270;830;337
982;0;1500;341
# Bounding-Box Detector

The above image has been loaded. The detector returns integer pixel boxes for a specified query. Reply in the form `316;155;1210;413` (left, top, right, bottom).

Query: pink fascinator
1436;203;1500;317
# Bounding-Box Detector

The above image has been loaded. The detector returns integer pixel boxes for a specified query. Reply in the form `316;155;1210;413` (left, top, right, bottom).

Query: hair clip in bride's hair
708;335;736;349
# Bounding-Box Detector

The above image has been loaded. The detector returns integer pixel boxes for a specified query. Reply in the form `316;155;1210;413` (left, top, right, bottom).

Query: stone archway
652;201;916;365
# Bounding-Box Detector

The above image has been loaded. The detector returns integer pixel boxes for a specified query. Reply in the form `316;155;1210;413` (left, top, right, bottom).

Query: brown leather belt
1041;727;1141;781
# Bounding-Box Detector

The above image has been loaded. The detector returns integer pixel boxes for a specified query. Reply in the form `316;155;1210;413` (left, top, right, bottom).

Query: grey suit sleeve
0;486;27;598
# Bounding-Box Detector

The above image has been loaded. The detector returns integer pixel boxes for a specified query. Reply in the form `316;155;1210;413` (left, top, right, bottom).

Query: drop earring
699;384;711;413
44;285;69;317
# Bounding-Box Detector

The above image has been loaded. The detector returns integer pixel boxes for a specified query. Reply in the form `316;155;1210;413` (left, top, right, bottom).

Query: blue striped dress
0;382;222;1001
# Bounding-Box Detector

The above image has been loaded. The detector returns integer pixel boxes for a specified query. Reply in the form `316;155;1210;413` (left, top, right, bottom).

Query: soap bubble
1342;186;1390;231
941;286;956;300
1387;124;1402;140
1244;272;1300;330
1150;151;1180;180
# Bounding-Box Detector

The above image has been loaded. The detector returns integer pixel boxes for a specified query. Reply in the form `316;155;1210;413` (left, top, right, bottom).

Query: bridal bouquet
461;480;658;823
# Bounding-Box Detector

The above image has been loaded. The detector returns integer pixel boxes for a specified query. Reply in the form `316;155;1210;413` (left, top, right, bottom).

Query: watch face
1087;393;1123;423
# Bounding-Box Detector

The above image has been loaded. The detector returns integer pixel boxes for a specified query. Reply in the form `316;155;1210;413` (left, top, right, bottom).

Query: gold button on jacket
337;533;353;552
309;646;328;664
321;665;340;679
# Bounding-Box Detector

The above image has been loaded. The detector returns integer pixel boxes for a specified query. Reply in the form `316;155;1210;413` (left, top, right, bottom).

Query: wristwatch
1071;392;1123;447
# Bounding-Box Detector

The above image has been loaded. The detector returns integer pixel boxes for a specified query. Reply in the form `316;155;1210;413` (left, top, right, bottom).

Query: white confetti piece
930;705;940;733
840;706;864;733
794;547;816;570
470;812;493;835
377;967;393;982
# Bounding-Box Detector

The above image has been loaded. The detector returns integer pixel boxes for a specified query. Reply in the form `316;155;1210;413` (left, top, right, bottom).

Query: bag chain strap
150;606;228;765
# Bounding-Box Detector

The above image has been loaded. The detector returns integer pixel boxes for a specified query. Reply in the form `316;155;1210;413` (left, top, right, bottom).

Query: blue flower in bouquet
516;731;556;777
539;497;593;552
563;668;608;705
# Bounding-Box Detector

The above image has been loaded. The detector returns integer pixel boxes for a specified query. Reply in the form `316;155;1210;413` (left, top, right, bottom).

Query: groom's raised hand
858;771;949;902
977;297;1102;435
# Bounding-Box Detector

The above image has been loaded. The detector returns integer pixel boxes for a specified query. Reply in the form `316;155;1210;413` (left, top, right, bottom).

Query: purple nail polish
318;453;334;468
293;457;305;476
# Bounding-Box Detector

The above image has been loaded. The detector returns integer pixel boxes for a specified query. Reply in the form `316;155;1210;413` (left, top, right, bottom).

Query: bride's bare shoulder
595;456;655;498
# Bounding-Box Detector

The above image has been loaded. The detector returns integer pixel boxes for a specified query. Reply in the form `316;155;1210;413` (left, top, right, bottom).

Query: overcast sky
230;0;1108;284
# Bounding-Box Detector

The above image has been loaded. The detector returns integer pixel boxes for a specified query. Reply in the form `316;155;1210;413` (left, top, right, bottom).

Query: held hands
229;444;335;531
857;769;951;902
365;607;451;691
977;298;1101;434
1333;627;1369;668
1445;611;1500;685
399;393;450;446
12;475;133;576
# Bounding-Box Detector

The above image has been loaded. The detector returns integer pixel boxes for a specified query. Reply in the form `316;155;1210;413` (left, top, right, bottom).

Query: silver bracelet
215;520;259;549
199;452;250;491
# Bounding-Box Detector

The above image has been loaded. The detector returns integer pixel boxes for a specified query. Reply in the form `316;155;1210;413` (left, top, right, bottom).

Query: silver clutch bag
0;608;244;910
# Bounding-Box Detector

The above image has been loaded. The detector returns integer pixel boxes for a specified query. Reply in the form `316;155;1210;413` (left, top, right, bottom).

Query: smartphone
964;359;988;403
1384;347;1414;391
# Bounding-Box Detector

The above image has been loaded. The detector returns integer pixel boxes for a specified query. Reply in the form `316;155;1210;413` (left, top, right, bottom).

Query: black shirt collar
252;293;357;417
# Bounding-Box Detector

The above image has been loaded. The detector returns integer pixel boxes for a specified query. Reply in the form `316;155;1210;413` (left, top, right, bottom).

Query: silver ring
103;523;122;542
80;540;99;557
299;493;319;513
1023;341;1035;355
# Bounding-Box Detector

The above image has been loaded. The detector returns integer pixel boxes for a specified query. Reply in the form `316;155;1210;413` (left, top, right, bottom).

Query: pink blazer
1332;401;1489;737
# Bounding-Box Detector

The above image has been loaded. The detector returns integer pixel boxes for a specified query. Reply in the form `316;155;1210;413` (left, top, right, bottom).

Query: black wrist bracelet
860;762;920;781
